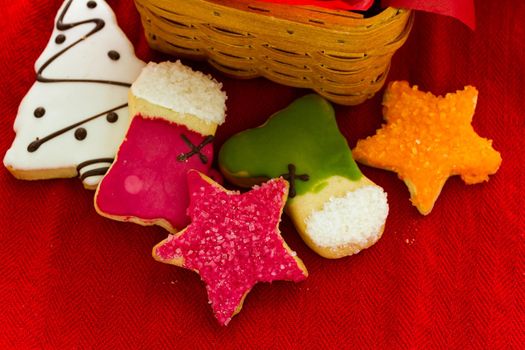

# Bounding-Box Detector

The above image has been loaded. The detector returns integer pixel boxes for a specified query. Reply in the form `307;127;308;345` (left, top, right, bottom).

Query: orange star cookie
353;81;502;215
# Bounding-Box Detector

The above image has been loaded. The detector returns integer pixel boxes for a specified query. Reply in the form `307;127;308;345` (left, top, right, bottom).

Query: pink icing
95;115;215;231
124;175;143;194
155;171;307;325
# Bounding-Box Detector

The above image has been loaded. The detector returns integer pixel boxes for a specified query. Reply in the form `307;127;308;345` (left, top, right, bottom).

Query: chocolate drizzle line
76;157;114;181
27;0;137;183
27;103;127;152
36;0;131;87
280;164;309;198
79;167;110;181
76;157;114;172
177;134;214;164
28;3;130;146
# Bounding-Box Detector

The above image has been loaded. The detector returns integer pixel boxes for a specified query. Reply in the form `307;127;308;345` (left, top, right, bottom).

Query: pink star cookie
153;170;308;326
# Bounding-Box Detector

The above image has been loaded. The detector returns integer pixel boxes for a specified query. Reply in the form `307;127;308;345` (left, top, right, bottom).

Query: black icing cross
177;134;214;164
280;164;309;198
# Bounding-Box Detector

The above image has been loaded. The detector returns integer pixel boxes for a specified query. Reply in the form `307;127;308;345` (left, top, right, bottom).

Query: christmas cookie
153;170;308;326
95;61;227;232
353;81;502;215
219;94;389;259
3;0;145;189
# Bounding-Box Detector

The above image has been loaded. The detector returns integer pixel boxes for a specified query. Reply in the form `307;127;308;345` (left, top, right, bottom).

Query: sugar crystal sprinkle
353;81;501;215
154;171;307;326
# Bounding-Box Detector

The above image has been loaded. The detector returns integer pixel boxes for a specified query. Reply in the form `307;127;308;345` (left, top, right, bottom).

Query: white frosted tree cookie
219;94;389;259
3;0;145;189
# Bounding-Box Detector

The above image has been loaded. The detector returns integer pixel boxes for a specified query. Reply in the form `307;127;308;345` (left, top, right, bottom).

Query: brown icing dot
75;128;87;140
55;34;66;44
87;1;97;8
106;112;118;123
34;107;46;118
27;140;40;153
108;50;120;60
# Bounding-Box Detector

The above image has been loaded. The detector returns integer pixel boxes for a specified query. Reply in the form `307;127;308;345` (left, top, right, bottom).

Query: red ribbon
383;0;475;29
255;0;476;29
253;0;374;11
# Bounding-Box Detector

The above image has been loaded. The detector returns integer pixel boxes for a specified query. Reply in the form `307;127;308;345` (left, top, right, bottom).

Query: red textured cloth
0;0;523;348
255;0;476;29
385;0;476;29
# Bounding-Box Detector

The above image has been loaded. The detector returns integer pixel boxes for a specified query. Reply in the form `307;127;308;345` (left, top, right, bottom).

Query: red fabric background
384;0;476;29
259;0;476;29
0;0;523;348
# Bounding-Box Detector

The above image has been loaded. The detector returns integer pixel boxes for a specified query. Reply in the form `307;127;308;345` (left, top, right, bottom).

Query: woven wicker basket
134;0;413;105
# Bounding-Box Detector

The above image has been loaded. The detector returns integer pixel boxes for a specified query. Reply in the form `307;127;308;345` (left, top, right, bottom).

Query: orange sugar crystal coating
353;81;502;215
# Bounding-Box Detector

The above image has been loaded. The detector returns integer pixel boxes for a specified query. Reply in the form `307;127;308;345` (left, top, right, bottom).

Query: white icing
131;61;227;125
305;185;389;249
3;0;145;187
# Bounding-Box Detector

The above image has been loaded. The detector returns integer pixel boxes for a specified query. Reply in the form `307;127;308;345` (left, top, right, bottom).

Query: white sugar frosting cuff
131;61;227;125
305;185;389;249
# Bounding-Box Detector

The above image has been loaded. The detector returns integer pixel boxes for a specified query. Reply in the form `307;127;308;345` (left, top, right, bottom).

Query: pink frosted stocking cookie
153;171;308;326
95;61;227;232
3;0;145;189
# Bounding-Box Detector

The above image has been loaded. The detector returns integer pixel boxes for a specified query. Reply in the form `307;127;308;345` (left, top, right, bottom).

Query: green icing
312;180;329;194
218;94;362;197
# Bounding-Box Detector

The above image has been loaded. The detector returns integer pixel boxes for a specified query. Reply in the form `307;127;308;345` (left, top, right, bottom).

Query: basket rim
135;0;414;105
143;0;412;48
203;0;404;27
146;0;411;31
204;0;367;28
